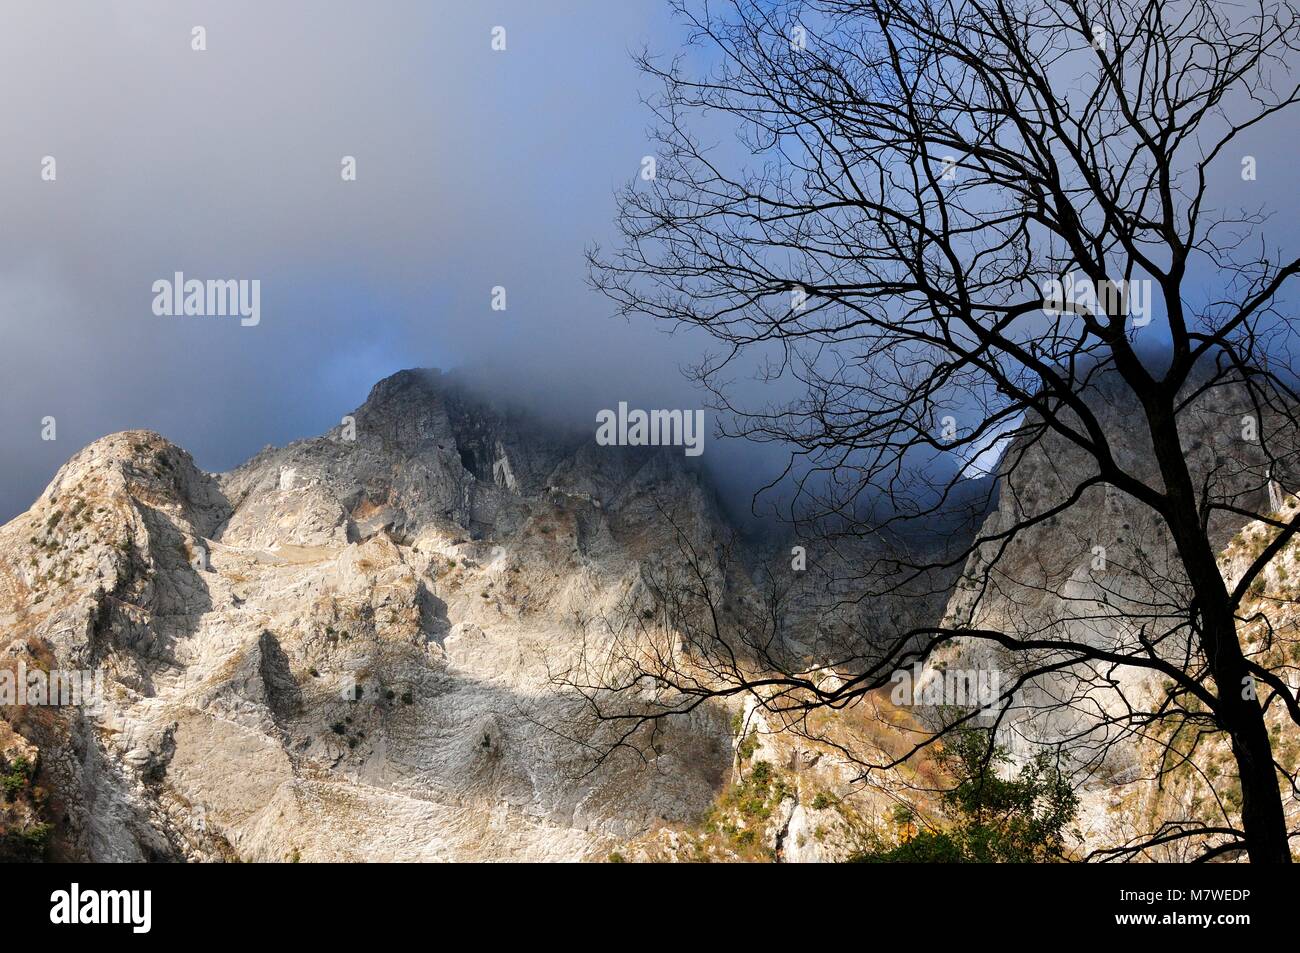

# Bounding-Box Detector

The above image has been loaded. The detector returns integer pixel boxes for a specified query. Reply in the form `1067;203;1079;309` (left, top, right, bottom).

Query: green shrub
2;757;32;801
850;729;1079;864
7;822;53;860
737;731;758;761
2;772;26;800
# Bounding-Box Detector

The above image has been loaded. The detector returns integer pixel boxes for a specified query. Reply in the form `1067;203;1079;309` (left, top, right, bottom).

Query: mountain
933;368;1300;854
0;369;739;861
5;364;1290;862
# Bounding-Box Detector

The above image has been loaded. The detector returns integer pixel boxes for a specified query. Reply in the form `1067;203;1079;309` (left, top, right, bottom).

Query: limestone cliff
0;369;734;861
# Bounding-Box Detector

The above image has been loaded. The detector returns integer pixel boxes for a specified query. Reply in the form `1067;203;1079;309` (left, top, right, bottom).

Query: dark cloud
4;2;1299;525
0;1;753;520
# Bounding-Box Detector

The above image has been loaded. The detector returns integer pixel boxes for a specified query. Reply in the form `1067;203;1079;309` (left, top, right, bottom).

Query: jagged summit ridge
0;369;731;861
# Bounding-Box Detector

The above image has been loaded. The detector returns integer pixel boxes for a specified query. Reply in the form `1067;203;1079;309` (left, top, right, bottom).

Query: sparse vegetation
811;791;836;811
850;730;1079;863
691;759;794;860
736;731;758;762
2;757;33;801
3;822;52;861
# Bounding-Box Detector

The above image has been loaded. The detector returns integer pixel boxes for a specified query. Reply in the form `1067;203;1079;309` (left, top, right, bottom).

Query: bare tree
586;0;1300;861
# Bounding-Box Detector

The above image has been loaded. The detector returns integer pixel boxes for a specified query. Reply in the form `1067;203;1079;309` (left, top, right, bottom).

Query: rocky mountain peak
0;369;734;861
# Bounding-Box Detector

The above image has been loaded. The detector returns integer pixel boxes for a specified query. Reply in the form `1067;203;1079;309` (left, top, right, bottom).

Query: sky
0;0;748;521
3;1;1300;524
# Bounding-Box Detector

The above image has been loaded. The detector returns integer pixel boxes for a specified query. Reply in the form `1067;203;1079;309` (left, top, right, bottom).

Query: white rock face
0;369;733;861
930;369;1296;848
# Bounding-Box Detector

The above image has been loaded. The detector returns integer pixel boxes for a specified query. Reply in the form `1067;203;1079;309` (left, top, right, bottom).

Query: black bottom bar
6;861;1290;940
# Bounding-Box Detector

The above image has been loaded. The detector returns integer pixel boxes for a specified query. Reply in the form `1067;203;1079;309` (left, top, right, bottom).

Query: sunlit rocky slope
5;366;1292;862
0;369;737;861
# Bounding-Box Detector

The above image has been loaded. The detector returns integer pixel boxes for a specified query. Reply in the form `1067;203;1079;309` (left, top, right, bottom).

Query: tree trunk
1223;687;1293;862
1145;398;1292;862
1199;597;1292;862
